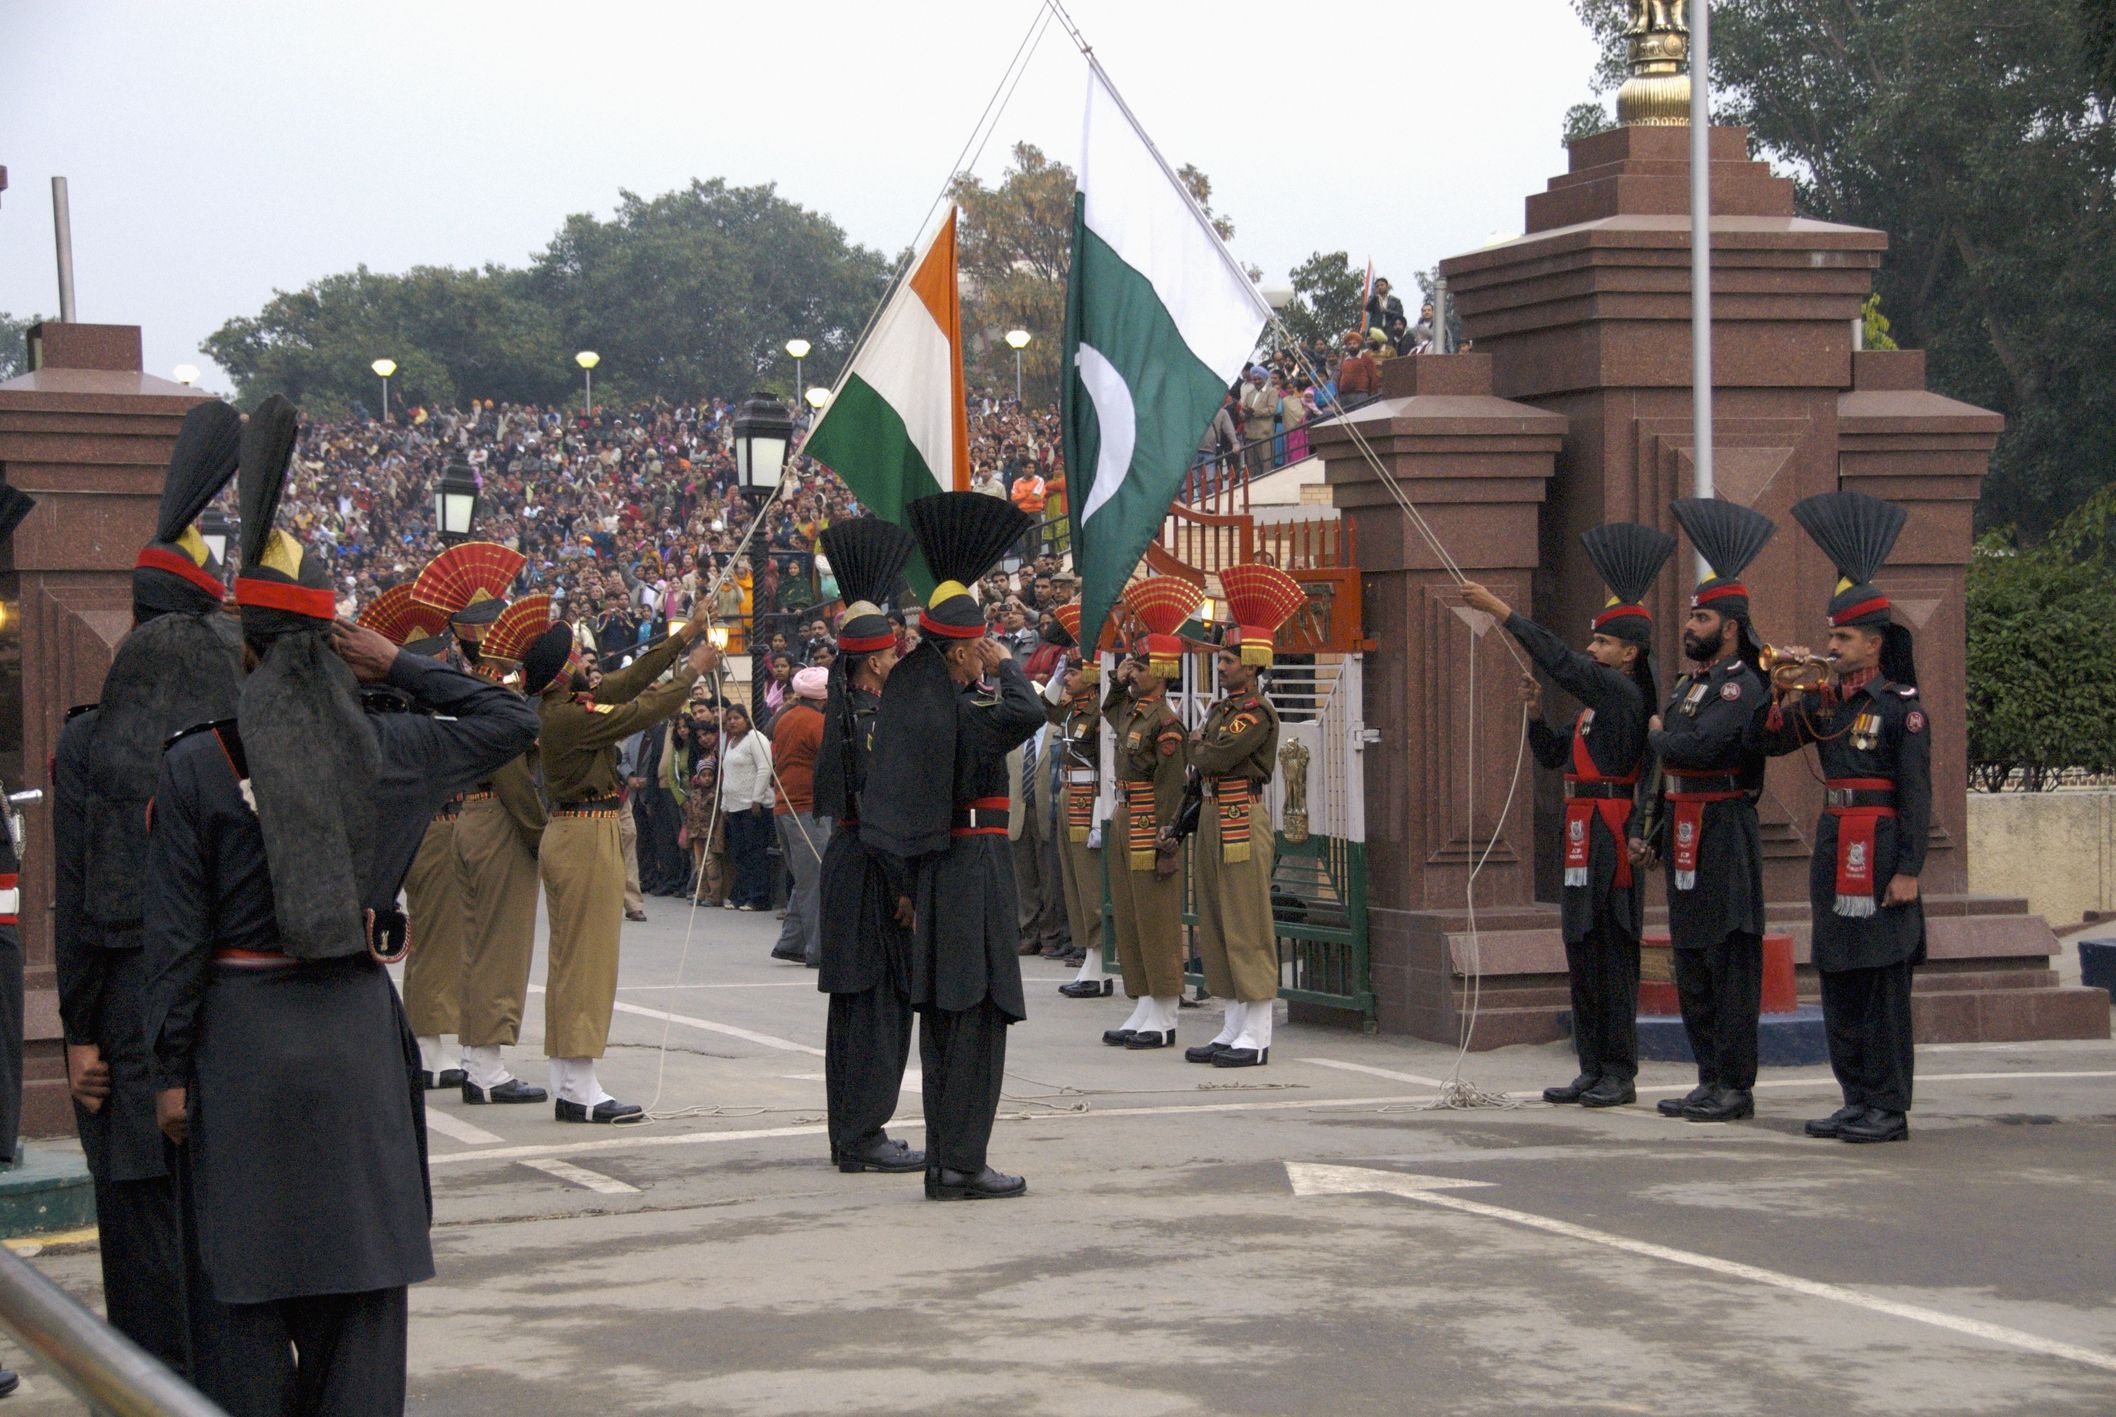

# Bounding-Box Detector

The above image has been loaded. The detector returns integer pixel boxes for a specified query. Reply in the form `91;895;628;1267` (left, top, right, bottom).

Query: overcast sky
1;1;1603;392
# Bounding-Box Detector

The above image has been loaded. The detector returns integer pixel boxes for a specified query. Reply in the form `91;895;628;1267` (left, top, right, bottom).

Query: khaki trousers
402;817;463;1037
619;804;643;913
1193;804;1278;1002
539;814;624;1058
1105;849;1184;1000
454;797;541;1049
1056;828;1104;964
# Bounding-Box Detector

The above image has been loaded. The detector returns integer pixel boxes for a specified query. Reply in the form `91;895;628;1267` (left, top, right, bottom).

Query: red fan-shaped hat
411;541;524;625
483;594;556;665
357;584;450;649
1219;564;1306;667
1121;579;1203;679
1052;603;1082;646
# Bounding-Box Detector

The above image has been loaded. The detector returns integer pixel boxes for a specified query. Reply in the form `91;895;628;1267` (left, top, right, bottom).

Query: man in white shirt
717;705;776;910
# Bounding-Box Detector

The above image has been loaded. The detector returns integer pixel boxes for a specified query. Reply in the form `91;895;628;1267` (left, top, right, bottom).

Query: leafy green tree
0;311;44;381
1569;0;2116;536
1966;485;2116;789
1280;251;1365;347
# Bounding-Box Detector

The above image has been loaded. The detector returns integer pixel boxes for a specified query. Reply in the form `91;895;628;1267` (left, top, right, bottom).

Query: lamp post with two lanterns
729;392;793;722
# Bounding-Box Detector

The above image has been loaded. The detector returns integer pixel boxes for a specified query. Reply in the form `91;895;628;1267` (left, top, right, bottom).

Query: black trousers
1673;930;1764;1091
199;1286;408;1417
636;788;686;894
725;808;774;909
1820;961;1916;1114
95;1174;188;1374
918;1001;1009;1174
825;985;915;1155
1565;925;1640;1083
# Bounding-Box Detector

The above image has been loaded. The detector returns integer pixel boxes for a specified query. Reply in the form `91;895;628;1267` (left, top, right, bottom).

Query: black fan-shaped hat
232;396;334;635
909;492;1029;641
1791;489;1907;628
237;396;301;570
820;517;915;608
1671;497;1775;619
0;486;33;545
133;401;242;618
1581;521;1676;644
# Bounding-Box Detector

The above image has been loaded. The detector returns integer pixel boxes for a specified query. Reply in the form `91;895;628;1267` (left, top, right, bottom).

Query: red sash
1562;712;1640;891
0;872;16;926
1666;774;1744;892
1826;777;1896;917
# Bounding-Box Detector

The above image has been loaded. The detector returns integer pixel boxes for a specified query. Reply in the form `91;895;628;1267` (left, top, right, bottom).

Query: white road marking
618;982;821;990
423;1108;504;1146
1285;1162;1493;1194
1286;1162;2116;1376
519;1158;641;1195
1631;1070;2116;1097
1303;1057;1451;1089
781;1069;923;1094
427;1092;1439;1169
529;983;824;1057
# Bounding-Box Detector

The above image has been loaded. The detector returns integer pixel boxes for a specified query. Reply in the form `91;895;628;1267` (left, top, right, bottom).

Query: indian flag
1063;68;1271;648
804;208;970;543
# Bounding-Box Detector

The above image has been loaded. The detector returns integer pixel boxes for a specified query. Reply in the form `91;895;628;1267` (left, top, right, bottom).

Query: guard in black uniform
864;493;1044;1201
813;518;925;1176
52;401;241;1373
143;396;537;1415
1463;521;1675;1109
1636;498;1775;1123
1749;490;1929;1144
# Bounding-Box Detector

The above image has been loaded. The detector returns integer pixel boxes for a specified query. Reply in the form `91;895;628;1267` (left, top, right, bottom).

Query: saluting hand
330;619;401;684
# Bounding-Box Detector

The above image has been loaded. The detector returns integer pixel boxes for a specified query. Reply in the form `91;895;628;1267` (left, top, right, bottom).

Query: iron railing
0;1243;226;1416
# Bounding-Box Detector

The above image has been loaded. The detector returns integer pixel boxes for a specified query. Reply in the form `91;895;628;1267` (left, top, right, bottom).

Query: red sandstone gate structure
1312;125;2108;1050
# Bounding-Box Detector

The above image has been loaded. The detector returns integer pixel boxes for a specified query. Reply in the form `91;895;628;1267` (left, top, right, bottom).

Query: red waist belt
1825;777;1896;918
952;796;1009;837
1665;771;1745;892
1561;721;1639;890
212;947;298;969
0;872;16;926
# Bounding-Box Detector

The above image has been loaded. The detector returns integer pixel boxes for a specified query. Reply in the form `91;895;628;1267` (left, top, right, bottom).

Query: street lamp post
1005;328;1032;403
371;358;397;421
804;386;830;412
173;364;200;387
575;350;599;414
729;392;793;723
434;459;480;547
784;338;810;402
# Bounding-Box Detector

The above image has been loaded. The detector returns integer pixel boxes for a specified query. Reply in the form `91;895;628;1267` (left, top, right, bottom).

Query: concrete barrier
1966;789;2116;930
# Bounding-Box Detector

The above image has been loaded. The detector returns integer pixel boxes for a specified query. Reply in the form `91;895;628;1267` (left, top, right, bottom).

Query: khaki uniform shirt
538;637;700;803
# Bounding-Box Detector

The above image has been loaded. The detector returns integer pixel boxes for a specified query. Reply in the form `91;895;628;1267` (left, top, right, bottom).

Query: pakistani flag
1063;68;1270;648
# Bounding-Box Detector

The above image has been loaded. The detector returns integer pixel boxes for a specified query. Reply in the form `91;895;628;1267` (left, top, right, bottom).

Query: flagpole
1042;0;1274;325
1690;0;1714;584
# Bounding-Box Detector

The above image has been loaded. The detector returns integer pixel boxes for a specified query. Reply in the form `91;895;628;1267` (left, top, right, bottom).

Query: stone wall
1967;790;2116;932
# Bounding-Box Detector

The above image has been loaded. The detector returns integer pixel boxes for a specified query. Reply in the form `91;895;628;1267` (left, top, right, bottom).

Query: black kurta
1644;655;1768;945
817;687;908;997
143;653;536;1305
1510;613;1650;946
1748;674;1931;972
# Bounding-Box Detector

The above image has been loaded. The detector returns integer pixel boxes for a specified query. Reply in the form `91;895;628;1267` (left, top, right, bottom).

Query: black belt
553;796;624;817
951;804;1010;832
1562;781;1632;800
1824;786;1896;809
1666;772;1742;794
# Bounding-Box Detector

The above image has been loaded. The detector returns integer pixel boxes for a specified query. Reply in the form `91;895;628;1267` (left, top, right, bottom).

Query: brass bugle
1759;645;1835;691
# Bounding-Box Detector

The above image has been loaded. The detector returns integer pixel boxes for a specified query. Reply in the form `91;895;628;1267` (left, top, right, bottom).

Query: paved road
11;900;2116;1415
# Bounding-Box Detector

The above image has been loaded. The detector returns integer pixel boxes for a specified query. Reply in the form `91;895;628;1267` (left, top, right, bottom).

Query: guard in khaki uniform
1187;565;1304;1068
357;584;469;1089
453;595;556;1105
525;621;718;1121
1100;579;1200;1051
1048;603;1112;1001
406;537;525;1085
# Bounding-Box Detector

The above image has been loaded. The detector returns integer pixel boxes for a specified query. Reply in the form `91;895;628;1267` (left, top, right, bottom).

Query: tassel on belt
1666;771;1744;891
1825;777;1897;917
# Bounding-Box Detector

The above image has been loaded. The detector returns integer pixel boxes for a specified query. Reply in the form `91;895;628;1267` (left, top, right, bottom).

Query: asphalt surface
9;897;2116;1416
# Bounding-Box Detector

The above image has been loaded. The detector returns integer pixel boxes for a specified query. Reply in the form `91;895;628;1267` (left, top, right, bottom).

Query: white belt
1065;770;1096;786
0;889;17;914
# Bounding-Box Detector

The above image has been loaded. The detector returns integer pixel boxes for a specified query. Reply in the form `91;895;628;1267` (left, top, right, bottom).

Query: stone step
1906;985;2110;1045
0;1145;94;1241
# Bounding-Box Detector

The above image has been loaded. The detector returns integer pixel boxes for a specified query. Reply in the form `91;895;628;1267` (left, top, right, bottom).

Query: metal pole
583;368;591;414
51;177;76;321
0;1244;230;1417
1433;274;1449;354
379;376;388;422
1690;0;1715;571
1014;348;1023;403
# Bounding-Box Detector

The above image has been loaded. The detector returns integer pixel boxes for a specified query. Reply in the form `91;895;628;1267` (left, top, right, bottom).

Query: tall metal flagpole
1690;0;1714;581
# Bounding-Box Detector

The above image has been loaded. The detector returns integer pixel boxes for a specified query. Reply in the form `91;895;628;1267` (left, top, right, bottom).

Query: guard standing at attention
526;617;718;1122
143;395;537;1414
813;518;926;1176
1099;579;1199;1052
863;492;1044;1201
52;402;239;1374
358;582;468;1090
1187;564;1305;1069
1749;490;1929;1145
1634;498;1776;1123
452;594;556;1106
1462;521;1675;1109
1048;603;1113;1001
405;538;526;1085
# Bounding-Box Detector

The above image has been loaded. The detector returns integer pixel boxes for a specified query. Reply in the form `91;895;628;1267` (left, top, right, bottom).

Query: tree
1569;0;2116;536
0;311;44;382
1280;251;1365;347
205;179;890;412
1966;485;2116;789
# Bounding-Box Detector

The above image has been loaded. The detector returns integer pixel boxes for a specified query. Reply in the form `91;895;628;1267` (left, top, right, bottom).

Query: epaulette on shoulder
1897;684;1918;697
165;717;236;752
65;703;97;722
